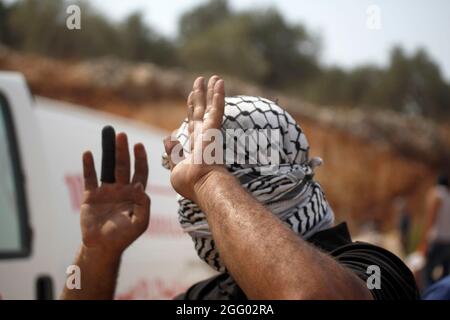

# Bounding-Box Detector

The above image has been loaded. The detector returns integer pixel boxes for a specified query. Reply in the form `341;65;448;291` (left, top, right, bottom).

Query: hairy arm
167;75;372;300
193;169;373;300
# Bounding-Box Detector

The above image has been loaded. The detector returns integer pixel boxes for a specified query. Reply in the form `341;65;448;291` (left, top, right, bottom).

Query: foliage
0;0;177;65
0;0;449;120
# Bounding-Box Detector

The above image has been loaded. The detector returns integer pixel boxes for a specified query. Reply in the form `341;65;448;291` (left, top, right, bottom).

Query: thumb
163;135;184;170
133;182;149;206
132;183;150;227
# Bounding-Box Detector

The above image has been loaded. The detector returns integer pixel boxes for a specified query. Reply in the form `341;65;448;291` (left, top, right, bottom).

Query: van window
0;94;30;257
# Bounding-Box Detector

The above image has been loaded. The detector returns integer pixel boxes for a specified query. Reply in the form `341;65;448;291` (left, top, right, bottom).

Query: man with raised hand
62;75;419;300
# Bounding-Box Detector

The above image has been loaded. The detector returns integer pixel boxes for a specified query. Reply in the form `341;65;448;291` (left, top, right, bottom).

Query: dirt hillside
1;46;449;233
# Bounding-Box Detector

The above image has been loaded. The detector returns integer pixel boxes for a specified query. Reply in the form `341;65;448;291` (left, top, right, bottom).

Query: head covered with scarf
162;96;334;272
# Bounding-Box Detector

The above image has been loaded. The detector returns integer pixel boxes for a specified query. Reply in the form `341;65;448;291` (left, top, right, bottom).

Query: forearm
195;169;371;300
61;245;121;300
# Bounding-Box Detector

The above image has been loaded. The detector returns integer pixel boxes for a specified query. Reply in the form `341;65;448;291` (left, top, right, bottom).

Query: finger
206;75;219;107
186;92;195;152
132;183;151;227
163;135;184;169
206;79;225;129
187;91;194;133
163;136;176;169
100;125;116;183
82;151;98;191
131;143;148;188
192;77;206;122
115;132;131;184
192;77;206;155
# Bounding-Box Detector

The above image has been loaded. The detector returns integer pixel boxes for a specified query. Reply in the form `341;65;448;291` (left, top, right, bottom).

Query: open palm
81;132;150;255
164;76;226;201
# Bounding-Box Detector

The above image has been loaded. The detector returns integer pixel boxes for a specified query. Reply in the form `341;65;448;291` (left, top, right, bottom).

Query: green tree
179;14;269;82
119;12;177;66
0;0;12;44
1;0;177;65
178;1;320;88
6;0;64;54
377;47;450;118
303;46;450;120
246;9;320;89
179;0;230;41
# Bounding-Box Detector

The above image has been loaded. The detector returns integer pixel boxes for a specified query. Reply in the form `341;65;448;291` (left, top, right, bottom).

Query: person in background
396;197;412;255
423;275;450;300
419;173;450;287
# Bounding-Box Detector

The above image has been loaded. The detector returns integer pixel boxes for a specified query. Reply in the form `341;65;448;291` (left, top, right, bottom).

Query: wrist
80;244;122;265
193;167;232;201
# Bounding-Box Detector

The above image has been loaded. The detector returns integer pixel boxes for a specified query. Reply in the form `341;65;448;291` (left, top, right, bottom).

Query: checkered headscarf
162;96;334;272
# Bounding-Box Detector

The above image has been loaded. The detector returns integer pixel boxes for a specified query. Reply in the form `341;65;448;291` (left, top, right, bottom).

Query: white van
0;72;213;300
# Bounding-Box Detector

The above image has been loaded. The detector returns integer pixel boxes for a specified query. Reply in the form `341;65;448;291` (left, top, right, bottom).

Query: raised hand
164;75;227;201
81;130;150;256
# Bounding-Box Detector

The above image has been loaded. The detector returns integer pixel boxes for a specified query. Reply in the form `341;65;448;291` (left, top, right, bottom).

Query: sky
88;0;450;80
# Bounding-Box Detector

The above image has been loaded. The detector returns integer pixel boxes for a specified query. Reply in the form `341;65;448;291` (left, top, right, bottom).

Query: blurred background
0;0;449;256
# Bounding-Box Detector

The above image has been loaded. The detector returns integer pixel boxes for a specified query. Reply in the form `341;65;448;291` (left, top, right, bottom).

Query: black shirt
175;223;419;300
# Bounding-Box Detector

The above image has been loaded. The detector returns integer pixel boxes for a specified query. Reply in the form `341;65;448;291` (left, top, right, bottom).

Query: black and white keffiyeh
162;96;334;272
